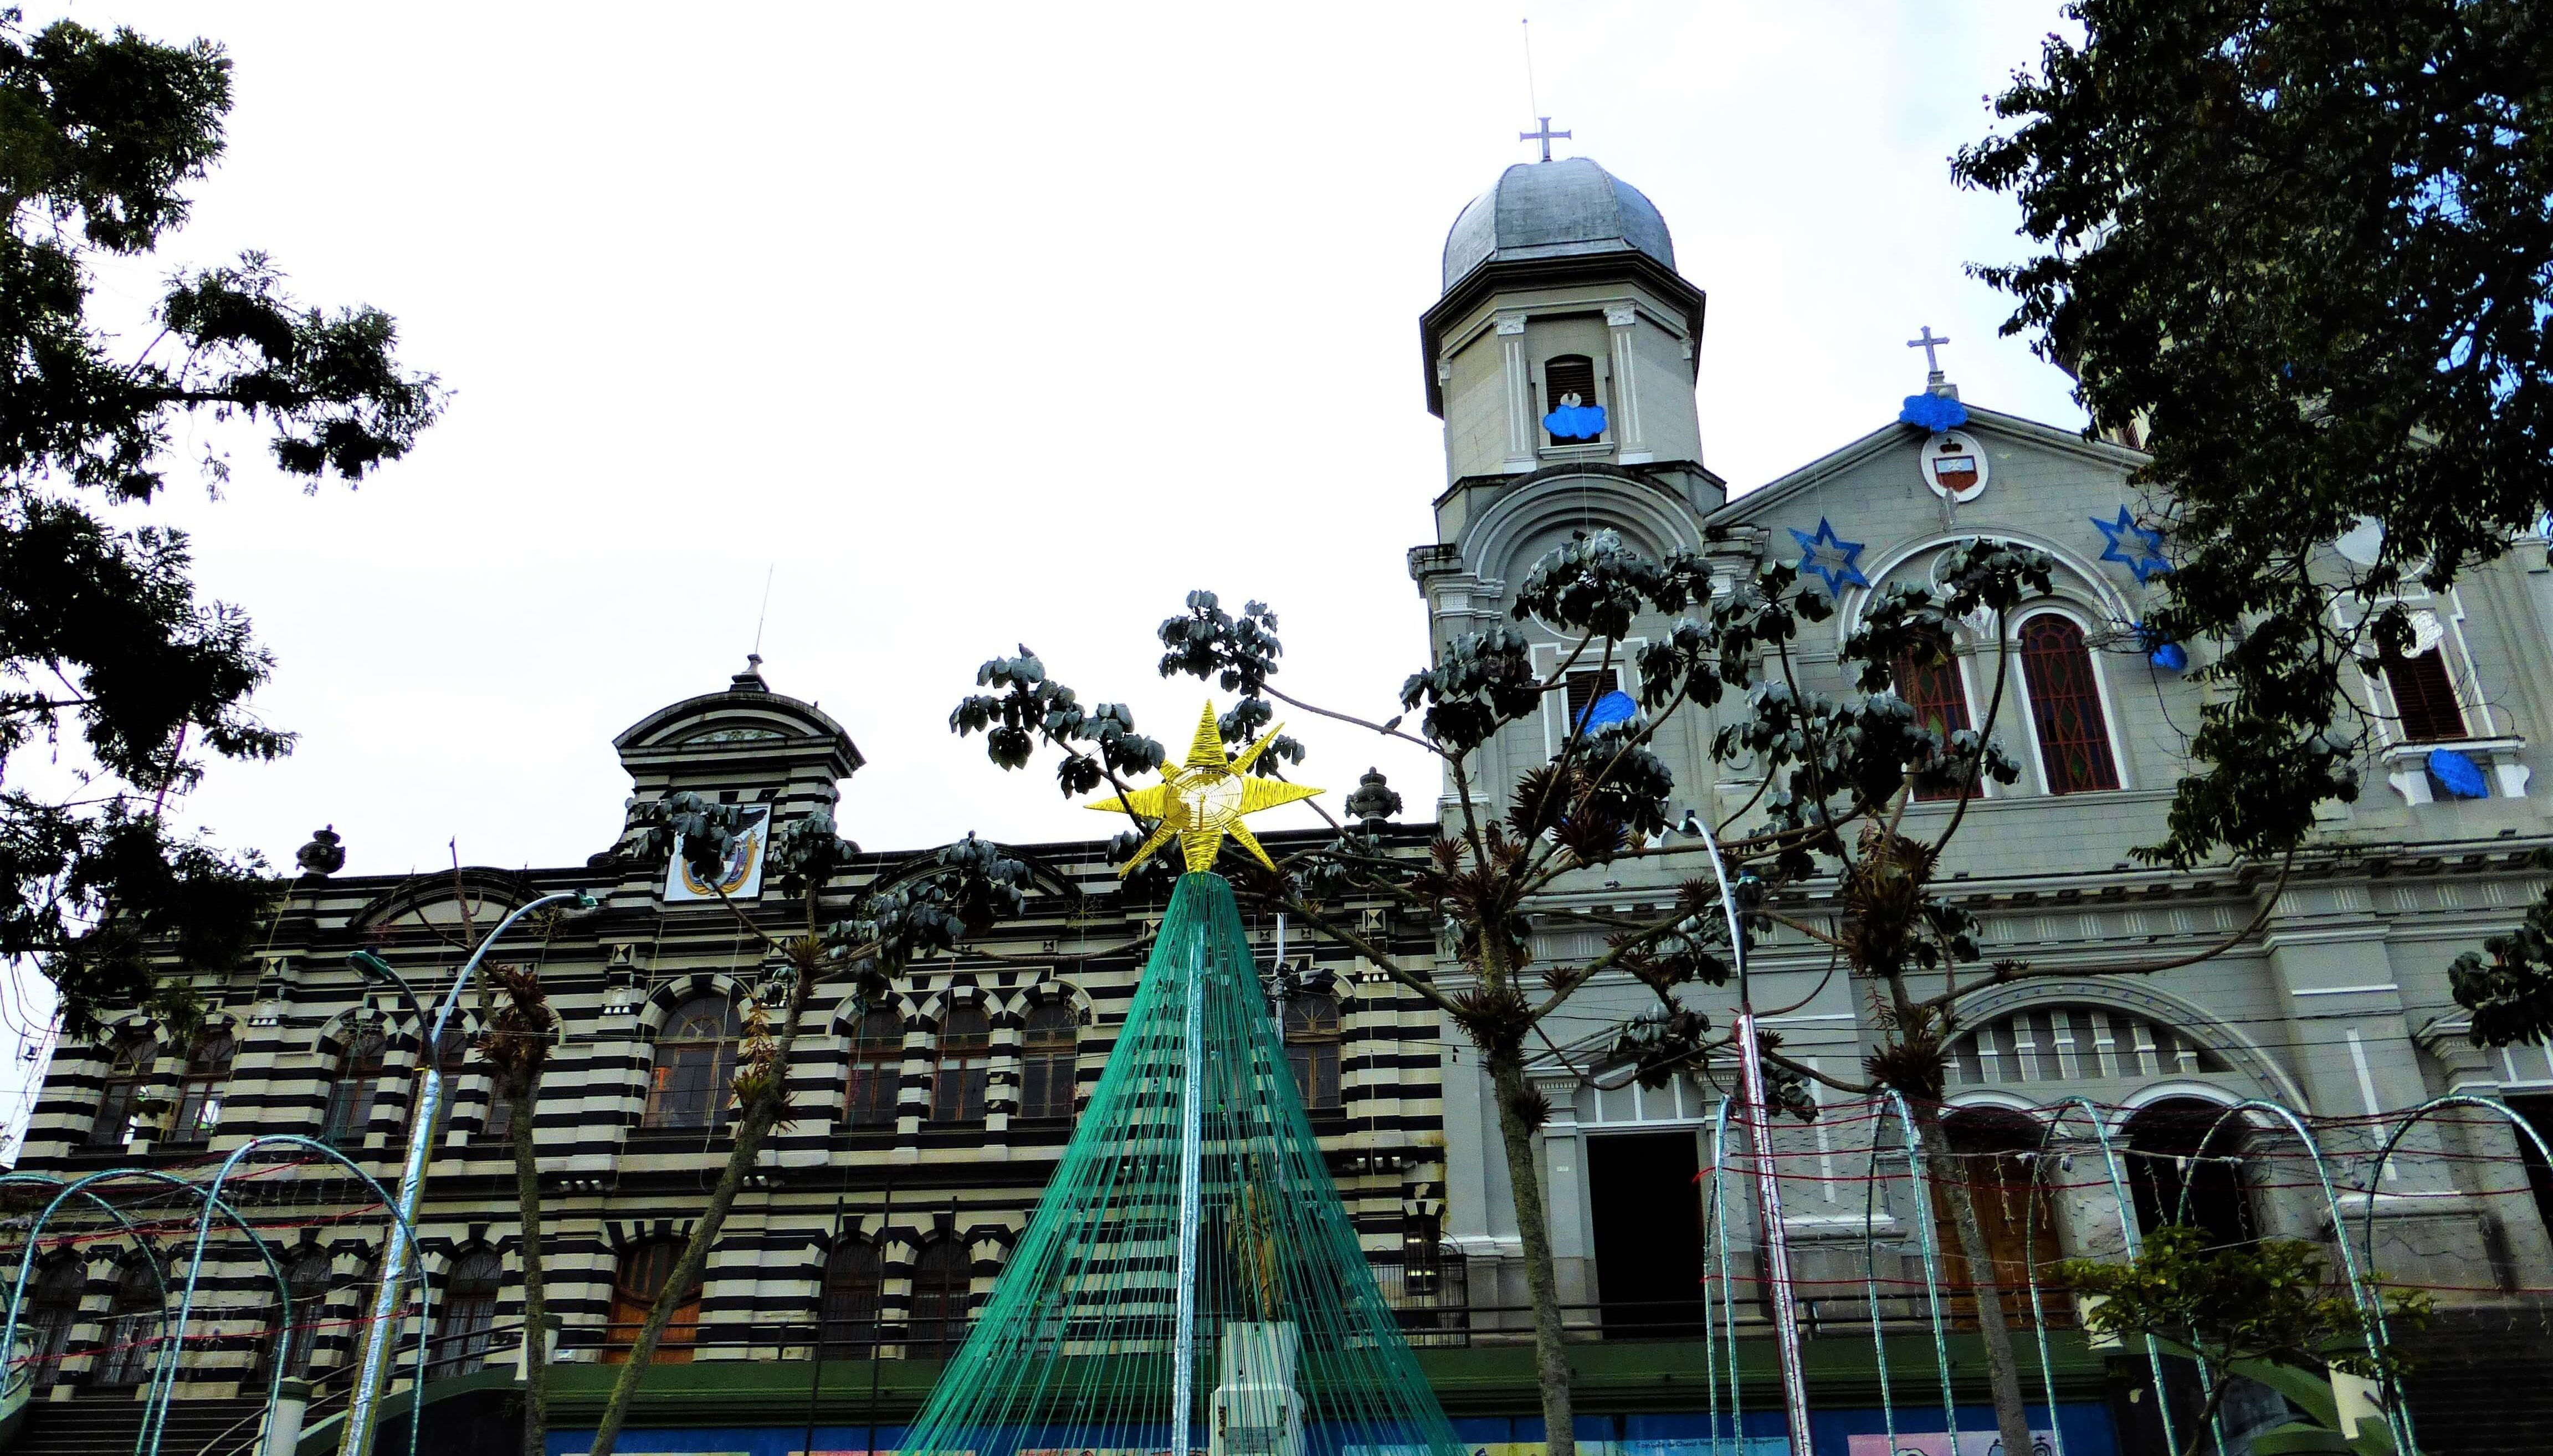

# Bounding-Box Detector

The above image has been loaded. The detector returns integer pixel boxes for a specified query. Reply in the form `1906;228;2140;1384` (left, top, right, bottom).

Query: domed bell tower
1408;150;1726;830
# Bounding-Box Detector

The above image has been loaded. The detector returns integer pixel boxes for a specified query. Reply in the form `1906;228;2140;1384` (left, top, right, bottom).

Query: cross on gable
1907;325;1952;377
1519;116;1571;163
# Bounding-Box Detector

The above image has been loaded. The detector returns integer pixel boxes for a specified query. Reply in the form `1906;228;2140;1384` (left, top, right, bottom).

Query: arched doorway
2124;1098;2259;1248
603;1238;700;1363
1932;1106;2068;1329
906;1238;972;1355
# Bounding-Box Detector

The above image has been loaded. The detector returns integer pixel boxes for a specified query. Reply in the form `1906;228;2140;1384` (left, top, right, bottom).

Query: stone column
262;1377;310;1456
1606;304;1648;462
1496;311;1534;473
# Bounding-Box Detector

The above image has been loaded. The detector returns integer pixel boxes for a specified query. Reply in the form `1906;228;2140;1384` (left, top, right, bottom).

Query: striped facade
13;668;1450;1403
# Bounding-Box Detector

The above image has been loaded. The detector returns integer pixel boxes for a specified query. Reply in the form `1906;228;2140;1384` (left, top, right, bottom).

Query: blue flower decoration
1899;393;1969;432
2428;748;2489;799
1575;690;1637;732
2149;641;2188;672
1789;517;1869;596
1544;402;1607;440
2094;506;2172;583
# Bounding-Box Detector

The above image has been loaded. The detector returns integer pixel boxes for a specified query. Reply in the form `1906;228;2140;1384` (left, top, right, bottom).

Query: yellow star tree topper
1090;704;1322;875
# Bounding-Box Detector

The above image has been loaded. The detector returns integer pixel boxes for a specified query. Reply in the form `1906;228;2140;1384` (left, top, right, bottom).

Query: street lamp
338;889;597;1456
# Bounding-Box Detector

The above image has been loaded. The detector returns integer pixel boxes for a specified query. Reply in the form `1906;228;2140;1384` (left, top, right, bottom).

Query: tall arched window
24;1256;85;1387
1017;1003;1076;1122
930;1006;991;1125
1895;651;1975;802
95;1257;162;1387
818;1240;882;1358
644;996;740;1130
2126;1099;2258;1250
89;1034;155;1148
604;1239;700;1363
1285;993;1342;1112
2017;614;2120;794
843;1009;904;1131
906;1239;972;1355
432;1248;504;1377
277;1245;334;1376
166;1028;234;1145
321;1024;389;1146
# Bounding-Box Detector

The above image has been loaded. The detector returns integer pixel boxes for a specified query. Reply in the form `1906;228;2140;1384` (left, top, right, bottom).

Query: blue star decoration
1789;517;1870;596
1544;401;1607;440
2094;506;2172;583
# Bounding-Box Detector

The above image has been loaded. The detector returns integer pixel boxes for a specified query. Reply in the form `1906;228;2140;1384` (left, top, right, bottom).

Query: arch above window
2017;613;2120;793
645;995;740;1131
606;1238;700;1363
322;1023;389;1147
906;1238;972;1355
845;1007;905;1131
165;1027;234;1145
820;1240;883;1358
90;1033;156;1149
433;1247;505;1377
1949;1003;2227;1089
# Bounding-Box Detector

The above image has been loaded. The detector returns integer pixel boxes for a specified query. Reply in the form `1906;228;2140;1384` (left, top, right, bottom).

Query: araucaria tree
953;532;2265;1456
581;801;1028;1456
0;12;443;1033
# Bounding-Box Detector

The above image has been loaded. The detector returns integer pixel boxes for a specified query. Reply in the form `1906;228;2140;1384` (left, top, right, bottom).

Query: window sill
1536;441;1613;462
2380;736;2528;804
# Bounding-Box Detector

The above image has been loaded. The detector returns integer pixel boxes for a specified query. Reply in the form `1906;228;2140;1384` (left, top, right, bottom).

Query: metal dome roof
1441;157;1677;293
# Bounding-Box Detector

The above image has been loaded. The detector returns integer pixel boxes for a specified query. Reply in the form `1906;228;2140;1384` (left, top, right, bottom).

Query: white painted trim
2291;983;2402;998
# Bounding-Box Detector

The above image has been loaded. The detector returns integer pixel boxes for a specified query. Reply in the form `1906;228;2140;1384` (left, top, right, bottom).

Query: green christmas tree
901;715;1460;1456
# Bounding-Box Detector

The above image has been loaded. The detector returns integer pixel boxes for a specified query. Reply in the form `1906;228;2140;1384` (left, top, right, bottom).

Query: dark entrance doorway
1587;1130;1704;1335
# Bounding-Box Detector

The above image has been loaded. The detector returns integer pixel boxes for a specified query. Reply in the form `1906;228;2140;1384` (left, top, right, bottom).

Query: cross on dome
1519;116;1571;162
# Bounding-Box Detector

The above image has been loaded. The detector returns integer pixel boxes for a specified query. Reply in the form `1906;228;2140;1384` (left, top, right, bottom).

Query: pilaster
1495;311;1534;473
1606;304;1648;463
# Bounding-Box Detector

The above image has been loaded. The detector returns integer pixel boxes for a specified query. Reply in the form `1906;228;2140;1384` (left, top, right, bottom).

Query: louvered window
1542;355;1600;443
1895;653;1974;802
2382;648;2467;743
2018;615;2120;794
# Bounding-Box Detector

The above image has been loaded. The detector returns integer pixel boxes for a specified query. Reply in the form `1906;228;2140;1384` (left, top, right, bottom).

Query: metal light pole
337;889;593;1456
1686;817;1814;1456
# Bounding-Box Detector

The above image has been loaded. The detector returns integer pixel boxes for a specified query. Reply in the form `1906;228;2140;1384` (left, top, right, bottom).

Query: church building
12;142;2553;1456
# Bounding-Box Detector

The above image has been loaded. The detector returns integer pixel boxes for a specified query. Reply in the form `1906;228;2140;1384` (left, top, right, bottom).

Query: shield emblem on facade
1920;429;1989;502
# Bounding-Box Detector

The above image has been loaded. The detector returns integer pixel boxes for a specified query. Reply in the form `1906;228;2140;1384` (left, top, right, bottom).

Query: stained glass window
2017;614;2120;794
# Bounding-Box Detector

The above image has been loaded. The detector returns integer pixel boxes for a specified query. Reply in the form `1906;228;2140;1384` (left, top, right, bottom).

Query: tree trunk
585;968;814;1456
1486;1050;1575;1456
510;1079;548;1456
1911;1099;2036;1456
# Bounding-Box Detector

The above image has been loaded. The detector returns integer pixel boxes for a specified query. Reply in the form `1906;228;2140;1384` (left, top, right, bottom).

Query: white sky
8;3;2091;1121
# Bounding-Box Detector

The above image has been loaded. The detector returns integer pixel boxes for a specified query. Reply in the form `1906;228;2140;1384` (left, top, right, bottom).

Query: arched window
843;1009;904;1131
2125;1099;2258;1250
166;1028;234;1145
1931;1109;2067;1330
89;1034;155;1148
818;1240;882;1358
644;996;740;1130
1017;1003;1077;1122
2380;647;2468;743
24;1257;85;1387
603;1239;700;1363
94;1257;162;1387
432;1248;504;1377
406;1022;468;1137
1285;993;1342;1112
906;1239;972;1355
322;1023;389;1146
277;1245;334;1376
1895;651;1975;802
1541;355;1600;444
2017;614;2120;794
930;1006;991;1125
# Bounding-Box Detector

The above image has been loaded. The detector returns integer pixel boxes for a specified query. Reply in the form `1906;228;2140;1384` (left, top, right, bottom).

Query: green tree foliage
2060;1226;2430;1456
1952;0;2552;869
0;11;442;1034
